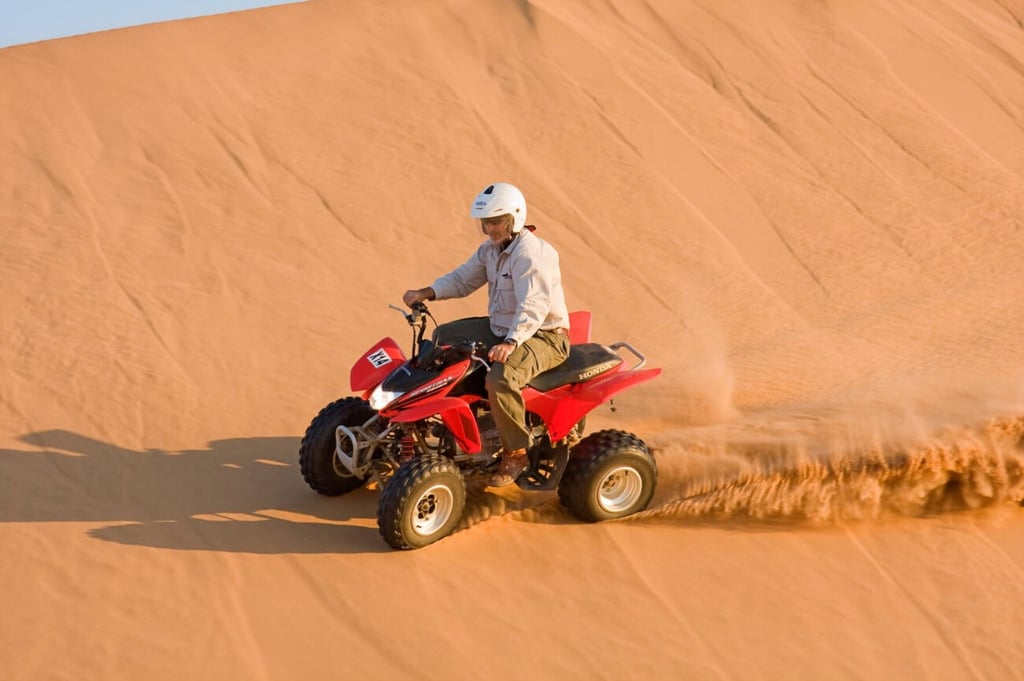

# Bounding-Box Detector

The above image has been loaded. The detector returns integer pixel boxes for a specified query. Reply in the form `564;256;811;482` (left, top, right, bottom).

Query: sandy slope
2;0;1024;679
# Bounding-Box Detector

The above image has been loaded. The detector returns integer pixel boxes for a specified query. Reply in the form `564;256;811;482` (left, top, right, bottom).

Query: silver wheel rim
598;465;643;513
412;484;455;536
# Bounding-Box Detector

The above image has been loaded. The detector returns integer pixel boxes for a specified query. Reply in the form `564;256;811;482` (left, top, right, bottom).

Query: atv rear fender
526;344;661;443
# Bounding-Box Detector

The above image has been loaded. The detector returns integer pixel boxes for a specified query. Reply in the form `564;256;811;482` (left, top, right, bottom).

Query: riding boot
489;448;529;487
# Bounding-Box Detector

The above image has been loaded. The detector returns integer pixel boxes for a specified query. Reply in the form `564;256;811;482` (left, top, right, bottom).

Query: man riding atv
403;182;570;487
298;183;661;549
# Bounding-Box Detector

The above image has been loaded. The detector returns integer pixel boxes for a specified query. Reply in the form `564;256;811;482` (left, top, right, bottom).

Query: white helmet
469;182;527;234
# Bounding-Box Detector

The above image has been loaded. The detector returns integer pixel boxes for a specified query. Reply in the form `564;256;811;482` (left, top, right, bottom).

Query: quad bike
299;303;661;550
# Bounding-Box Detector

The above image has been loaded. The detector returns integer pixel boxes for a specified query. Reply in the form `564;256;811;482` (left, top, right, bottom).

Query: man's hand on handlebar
402;287;436;308
488;341;516;364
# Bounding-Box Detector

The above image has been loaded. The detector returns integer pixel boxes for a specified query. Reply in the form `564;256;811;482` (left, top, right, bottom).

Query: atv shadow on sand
0;429;566;554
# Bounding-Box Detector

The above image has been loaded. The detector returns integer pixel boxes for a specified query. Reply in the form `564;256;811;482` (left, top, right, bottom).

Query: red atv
299;303;661;549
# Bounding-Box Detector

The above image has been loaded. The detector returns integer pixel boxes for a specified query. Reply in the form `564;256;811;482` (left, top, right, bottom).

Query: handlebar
389;301;430;326
456;338;491;367
390;302;436;361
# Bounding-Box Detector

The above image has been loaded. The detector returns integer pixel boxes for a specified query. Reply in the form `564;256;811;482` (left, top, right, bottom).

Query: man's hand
488;341;516;363
402;287;435;308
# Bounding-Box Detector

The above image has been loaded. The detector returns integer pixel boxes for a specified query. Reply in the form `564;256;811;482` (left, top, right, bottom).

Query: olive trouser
434;316;571;452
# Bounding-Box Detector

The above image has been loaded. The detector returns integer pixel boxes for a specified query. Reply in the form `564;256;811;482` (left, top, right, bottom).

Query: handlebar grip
454;339;477;356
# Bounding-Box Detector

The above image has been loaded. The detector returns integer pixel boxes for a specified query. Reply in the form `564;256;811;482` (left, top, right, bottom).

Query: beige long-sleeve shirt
431;229;569;345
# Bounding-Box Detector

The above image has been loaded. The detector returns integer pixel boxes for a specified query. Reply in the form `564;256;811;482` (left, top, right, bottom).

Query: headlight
369;383;403;410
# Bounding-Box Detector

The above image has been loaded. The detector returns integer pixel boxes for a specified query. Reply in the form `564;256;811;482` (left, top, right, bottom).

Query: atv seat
528;343;623;392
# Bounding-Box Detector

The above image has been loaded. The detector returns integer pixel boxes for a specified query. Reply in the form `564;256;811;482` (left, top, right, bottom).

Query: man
403;182;570;486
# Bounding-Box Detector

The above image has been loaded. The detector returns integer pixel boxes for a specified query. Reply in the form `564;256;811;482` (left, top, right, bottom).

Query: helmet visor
480;215;511;228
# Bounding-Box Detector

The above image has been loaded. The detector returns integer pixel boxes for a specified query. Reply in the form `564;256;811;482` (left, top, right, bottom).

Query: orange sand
2;1;1023;679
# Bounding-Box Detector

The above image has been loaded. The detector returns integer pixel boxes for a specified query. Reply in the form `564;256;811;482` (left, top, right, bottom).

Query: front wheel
557;430;657;522
298;397;376;496
378;457;467;550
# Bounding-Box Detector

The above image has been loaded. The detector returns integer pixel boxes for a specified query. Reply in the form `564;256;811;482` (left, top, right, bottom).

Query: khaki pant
434;317;570;452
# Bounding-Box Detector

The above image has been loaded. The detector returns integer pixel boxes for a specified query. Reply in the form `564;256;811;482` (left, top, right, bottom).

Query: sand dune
3;0;1024;679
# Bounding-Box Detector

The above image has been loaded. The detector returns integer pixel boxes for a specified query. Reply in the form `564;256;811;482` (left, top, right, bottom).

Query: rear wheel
378;457;467;550
557;429;657;522
298;397;375;496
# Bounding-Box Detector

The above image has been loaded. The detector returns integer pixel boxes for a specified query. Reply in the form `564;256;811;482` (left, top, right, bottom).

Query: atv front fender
383;397;482;454
351;337;406;393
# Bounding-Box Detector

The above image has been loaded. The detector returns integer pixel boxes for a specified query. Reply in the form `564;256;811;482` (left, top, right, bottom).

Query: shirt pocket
494;276;517;314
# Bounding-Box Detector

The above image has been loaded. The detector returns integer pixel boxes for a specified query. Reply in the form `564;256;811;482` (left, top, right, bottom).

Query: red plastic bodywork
567;310;592;344
522;365;662;442
351;337;405;393
384;395;484;454
349;311;660;454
